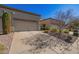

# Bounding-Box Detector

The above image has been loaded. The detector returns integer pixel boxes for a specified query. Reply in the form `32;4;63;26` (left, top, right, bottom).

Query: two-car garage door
13;19;39;31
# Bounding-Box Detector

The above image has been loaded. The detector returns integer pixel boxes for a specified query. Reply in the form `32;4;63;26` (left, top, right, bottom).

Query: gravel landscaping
9;31;79;54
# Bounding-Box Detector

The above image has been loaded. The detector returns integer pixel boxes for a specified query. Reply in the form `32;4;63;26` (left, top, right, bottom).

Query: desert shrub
50;28;57;33
0;43;6;53
49;26;58;33
43;30;49;33
62;29;69;33
56;29;60;33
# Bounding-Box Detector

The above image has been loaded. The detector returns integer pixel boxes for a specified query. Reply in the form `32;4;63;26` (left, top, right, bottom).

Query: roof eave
0;4;41;16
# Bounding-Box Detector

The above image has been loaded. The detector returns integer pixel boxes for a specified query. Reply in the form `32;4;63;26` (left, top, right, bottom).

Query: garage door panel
13;20;39;31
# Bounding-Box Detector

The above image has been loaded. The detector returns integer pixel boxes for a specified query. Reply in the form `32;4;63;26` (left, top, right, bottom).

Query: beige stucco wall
13;11;40;21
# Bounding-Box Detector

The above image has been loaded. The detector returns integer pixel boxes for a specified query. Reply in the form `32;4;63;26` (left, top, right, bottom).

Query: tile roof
39;18;65;26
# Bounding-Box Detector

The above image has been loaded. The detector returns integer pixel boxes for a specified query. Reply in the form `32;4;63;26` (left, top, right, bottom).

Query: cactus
2;12;12;34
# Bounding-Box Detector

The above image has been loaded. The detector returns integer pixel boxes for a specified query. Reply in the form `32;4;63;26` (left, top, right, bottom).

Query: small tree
55;9;73;25
54;9;74;35
2;12;12;34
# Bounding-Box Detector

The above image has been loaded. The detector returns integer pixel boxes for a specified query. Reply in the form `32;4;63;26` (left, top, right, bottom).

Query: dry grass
0;43;6;53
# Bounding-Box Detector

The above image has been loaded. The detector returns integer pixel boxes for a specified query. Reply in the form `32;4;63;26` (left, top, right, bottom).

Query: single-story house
0;5;40;32
63;20;79;30
39;18;64;30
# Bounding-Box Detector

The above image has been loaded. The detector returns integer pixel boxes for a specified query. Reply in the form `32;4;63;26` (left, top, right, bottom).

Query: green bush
62;29;69;33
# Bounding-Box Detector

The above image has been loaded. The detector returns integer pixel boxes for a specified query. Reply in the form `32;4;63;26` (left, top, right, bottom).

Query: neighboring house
63;20;79;30
0;5;40;32
39;18;64;30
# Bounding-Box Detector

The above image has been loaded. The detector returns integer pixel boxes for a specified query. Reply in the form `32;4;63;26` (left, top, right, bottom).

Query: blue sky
4;4;79;19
